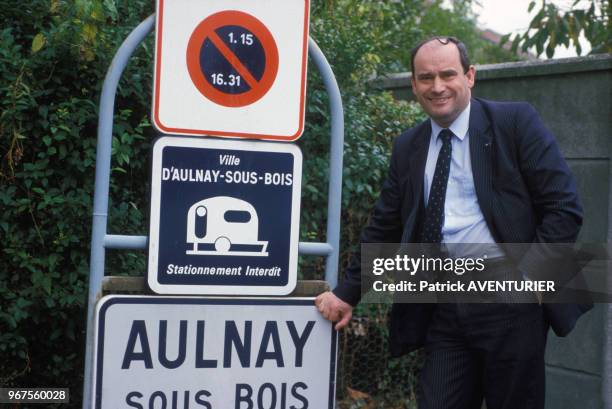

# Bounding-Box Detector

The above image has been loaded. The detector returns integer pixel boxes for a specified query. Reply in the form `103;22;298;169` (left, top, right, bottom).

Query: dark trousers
417;303;549;409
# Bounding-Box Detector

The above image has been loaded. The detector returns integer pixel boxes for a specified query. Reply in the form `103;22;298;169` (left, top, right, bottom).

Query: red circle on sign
186;11;279;108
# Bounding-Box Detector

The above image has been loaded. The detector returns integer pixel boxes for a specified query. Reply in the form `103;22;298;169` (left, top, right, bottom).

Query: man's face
411;41;475;128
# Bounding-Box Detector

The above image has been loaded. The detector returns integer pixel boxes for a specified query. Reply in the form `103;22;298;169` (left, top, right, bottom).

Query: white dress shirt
424;103;503;258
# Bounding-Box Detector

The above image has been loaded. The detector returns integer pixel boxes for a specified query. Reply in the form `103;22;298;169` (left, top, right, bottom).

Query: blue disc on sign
200;25;265;95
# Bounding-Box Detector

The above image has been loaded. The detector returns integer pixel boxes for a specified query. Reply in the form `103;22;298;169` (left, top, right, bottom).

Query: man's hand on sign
315;291;353;331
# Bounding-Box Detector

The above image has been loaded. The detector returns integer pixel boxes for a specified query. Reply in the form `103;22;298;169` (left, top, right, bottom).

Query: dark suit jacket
333;98;592;357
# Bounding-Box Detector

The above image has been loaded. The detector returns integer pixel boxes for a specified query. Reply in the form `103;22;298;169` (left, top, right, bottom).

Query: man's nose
432;76;445;93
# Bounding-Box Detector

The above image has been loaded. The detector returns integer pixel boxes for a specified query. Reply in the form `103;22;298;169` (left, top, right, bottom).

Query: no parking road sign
153;0;310;140
92;296;337;409
148;137;302;295
186;10;279;108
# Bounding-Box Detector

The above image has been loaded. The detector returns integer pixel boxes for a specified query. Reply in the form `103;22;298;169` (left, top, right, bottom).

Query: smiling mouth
429;96;450;104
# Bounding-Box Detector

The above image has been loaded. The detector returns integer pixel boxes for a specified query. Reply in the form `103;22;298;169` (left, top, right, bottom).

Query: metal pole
104;234;148;249
103;234;334;256
308;38;344;288
82;15;155;409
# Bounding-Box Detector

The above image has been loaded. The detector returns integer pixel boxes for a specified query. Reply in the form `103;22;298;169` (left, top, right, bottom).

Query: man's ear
466;65;476;88
411;76;417;94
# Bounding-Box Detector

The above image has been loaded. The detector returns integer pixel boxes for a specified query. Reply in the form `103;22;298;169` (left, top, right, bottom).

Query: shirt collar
430;102;471;141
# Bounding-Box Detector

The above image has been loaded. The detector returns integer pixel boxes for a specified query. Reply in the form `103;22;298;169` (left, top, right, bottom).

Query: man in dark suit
315;36;590;409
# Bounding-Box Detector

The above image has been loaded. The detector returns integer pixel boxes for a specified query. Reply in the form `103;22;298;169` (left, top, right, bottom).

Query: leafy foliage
502;0;611;58
1;0;516;407
0;0;154;403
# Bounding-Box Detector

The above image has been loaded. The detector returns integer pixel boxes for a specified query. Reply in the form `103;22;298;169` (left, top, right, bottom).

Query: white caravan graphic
186;196;269;256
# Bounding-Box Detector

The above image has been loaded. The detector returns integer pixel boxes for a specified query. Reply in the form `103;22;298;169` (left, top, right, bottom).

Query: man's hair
410;36;471;75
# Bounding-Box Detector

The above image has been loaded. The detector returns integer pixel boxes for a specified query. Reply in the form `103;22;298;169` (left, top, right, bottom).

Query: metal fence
336;304;422;409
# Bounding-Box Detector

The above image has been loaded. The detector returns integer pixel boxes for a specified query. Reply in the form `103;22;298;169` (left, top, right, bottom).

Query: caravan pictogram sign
153;0;310;140
185;196;269;257
186;11;279;107
147;136;302;295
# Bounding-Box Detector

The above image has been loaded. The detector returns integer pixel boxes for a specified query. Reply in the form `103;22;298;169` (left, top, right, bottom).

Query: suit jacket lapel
468;98;498;240
408;121;430;207
400;121;430;243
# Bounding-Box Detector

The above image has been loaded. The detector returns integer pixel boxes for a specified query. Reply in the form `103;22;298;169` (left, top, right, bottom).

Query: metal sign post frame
82;14;344;409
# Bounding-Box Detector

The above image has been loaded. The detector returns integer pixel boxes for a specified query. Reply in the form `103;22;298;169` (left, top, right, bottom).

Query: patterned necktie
419;129;454;243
